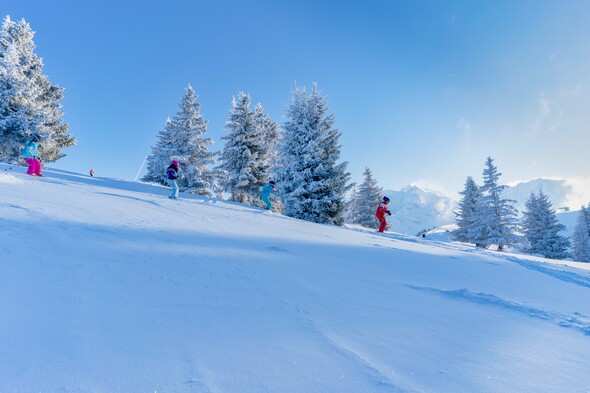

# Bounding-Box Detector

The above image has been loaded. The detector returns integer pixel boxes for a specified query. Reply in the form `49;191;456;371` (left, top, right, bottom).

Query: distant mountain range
383;186;457;235
383;178;588;235
503;178;572;213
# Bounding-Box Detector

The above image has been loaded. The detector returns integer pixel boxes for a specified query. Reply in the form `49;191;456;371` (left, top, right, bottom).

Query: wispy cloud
507;176;590;209
457;118;472;134
565;177;590;208
447;15;458;24
530;93;553;130
410;179;457;198
549;53;562;69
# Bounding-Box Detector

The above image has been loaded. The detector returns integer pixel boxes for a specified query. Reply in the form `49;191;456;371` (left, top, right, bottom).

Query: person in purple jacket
165;160;180;199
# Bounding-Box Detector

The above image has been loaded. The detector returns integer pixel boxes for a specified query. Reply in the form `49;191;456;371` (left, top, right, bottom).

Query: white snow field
1;163;590;393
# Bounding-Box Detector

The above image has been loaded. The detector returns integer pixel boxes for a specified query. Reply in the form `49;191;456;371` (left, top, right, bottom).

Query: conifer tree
452;176;484;245
173;86;217;196
143;85;217;195
218;93;277;204
347;167;383;229
275;84;351;225
252;103;279;181
522;192;541;251
217;92;256;203
572;204;590;262
0;16;74;162
476;157;518;250
522;191;570;259
142;118;177;185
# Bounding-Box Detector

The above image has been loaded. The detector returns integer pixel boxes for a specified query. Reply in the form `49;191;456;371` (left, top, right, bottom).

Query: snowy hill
383;186;457;235
2;163;590;392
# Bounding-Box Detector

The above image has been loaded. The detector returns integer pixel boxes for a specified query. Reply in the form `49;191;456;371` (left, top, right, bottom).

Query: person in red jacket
376;196;392;233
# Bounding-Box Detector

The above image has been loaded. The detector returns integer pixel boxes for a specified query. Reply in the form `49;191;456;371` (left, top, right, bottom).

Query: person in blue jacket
165;160;180;199
21;133;43;176
260;180;277;210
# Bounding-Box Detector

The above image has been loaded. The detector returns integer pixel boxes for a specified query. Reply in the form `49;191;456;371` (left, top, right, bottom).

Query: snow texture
1;162;590;392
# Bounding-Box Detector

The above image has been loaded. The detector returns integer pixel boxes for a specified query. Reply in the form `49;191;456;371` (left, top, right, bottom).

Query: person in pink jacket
375;196;392;233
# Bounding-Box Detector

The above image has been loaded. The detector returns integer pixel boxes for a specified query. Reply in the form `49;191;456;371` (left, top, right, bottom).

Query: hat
269;181;276;185
31;133;41;142
383;196;390;202
171;160;179;166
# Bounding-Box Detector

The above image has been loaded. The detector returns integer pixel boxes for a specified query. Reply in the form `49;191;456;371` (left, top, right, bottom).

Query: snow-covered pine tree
521;192;541;252
218;93;277;204
172;85;217;196
35;76;75;161
0;15;40;161
253;102;280;209
142;117;177;185
252;102;279;181
476;157;518;250
217;92;255;203
0;16;74;162
572;204;590;262
522;191;570;259
275;84;351;225
347;167;383;229
142;85;217;195
345;185;359;223
452;176;484;245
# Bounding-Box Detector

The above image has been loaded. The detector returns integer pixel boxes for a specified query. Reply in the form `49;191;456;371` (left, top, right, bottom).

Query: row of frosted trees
3;16;588;261
0;16;75;163
453;157;590;261
142;84;351;226
347;157;590;262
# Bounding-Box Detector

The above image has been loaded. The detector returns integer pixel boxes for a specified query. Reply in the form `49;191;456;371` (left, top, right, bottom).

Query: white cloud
457;118;471;134
549;53;564;70
410;179;457;199
565;177;590;209
507;176;590;210
530;94;552;130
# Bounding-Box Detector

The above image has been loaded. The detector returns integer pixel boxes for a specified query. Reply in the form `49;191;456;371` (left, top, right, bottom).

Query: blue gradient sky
3;0;590;197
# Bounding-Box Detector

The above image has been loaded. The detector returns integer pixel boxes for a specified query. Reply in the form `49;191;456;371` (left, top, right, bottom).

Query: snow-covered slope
2;163;590;393
383;186;457;235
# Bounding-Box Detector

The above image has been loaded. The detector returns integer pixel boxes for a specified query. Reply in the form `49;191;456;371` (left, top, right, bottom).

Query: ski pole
134;156;148;182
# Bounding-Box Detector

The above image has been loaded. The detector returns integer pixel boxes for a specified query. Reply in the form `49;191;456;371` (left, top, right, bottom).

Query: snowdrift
1;163;589;393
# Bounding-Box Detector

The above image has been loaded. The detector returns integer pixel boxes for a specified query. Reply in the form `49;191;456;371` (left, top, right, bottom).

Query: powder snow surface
1;164;589;393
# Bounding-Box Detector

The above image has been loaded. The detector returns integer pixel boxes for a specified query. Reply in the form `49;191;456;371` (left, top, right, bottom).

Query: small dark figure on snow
89;169;94;177
376;196;392;233
166;160;180;199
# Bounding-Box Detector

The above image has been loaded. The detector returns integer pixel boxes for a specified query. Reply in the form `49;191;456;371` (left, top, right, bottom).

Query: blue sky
3;0;590;197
